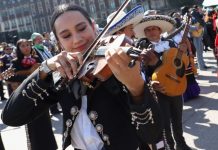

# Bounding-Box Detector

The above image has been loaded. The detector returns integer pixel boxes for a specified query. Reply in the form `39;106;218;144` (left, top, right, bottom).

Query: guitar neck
164;24;185;40
181;18;190;42
176;15;191;60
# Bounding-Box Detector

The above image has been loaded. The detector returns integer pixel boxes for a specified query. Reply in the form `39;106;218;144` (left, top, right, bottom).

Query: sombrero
144;10;157;16
134;15;176;39
106;5;144;35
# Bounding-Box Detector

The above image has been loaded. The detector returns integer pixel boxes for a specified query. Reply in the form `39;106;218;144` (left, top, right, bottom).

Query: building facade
0;0;168;35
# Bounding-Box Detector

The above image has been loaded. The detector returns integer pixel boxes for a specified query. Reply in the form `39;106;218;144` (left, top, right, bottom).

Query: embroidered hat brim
134;15;176;39
106;5;144;36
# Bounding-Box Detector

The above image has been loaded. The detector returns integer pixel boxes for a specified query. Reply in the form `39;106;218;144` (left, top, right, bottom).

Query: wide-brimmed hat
134;15;176;39
106;5;144;35
144;10;157;16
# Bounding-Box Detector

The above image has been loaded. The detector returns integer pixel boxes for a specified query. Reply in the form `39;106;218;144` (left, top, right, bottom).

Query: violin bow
76;0;131;76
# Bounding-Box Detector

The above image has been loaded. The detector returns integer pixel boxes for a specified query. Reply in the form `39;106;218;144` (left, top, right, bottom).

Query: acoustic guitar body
191;23;203;38
152;48;189;96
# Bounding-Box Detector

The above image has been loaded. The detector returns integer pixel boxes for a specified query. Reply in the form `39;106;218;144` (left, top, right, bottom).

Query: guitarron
152;16;191;96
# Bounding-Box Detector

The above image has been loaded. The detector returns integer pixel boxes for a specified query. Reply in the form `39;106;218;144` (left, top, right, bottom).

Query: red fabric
215;34;218;59
21;57;37;67
213;14;217;31
215;34;218;47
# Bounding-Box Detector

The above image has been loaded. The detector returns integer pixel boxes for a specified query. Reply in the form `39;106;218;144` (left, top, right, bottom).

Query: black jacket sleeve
1;69;59;126
127;82;163;144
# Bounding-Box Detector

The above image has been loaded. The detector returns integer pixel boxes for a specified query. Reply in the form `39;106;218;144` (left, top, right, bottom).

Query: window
26;25;33;32
47;16;52;31
89;0;94;4
31;4;36;15
11;19;17;28
45;0;51;13
99;0;105;10
1;11;8;21
35;20;37;25
37;1;43;14
53;0;58;7
23;5;29;14
20;27;25;32
35;26;39;32
18;18;24;26
41;18;47;32
25;16;31;25
152;0;164;9
90;5;96;14
69;0;75;4
80;0;85;7
109;1;115;10
119;0;125;5
9;9;14;17
4;21;10;30
15;7;21;16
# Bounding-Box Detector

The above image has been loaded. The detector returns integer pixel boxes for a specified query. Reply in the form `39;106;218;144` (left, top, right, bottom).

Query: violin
54;34;144;90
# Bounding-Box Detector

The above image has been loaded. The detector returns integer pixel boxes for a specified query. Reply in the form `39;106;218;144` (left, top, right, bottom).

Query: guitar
0;68;15;80
0;62;40;81
0;68;22;91
190;22;203;37
151;16;191;96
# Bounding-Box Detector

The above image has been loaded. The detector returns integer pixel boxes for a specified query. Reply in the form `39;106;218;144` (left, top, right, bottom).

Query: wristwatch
39;60;52;74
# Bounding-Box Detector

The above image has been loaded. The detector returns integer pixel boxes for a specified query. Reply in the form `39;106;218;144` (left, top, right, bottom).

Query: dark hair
51;4;92;40
16;39;32;63
180;6;190;16
42;32;48;37
193;5;198;9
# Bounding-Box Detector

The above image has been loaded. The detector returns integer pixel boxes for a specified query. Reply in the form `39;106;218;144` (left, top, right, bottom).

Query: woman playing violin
2;4;161;150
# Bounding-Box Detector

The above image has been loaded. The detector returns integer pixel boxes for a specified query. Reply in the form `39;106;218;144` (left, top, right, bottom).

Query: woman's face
54;11;96;53
19;41;32;56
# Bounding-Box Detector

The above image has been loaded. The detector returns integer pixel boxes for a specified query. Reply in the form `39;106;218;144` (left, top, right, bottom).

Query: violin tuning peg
129;54;139;59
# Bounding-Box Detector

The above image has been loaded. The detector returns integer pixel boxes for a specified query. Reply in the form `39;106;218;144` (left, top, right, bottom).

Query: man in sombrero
106;5;144;40
134;15;192;150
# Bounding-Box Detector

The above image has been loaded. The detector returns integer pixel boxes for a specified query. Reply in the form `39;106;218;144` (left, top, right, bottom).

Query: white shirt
151;40;170;53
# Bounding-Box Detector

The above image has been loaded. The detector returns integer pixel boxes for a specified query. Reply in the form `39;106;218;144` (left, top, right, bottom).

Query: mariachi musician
2;3;162;150
134;15;192;150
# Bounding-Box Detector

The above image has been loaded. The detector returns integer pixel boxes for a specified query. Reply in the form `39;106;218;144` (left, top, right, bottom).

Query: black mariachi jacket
2;69;162;150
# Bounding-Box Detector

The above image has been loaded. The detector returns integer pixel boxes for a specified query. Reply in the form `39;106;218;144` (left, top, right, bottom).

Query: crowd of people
0;2;217;150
